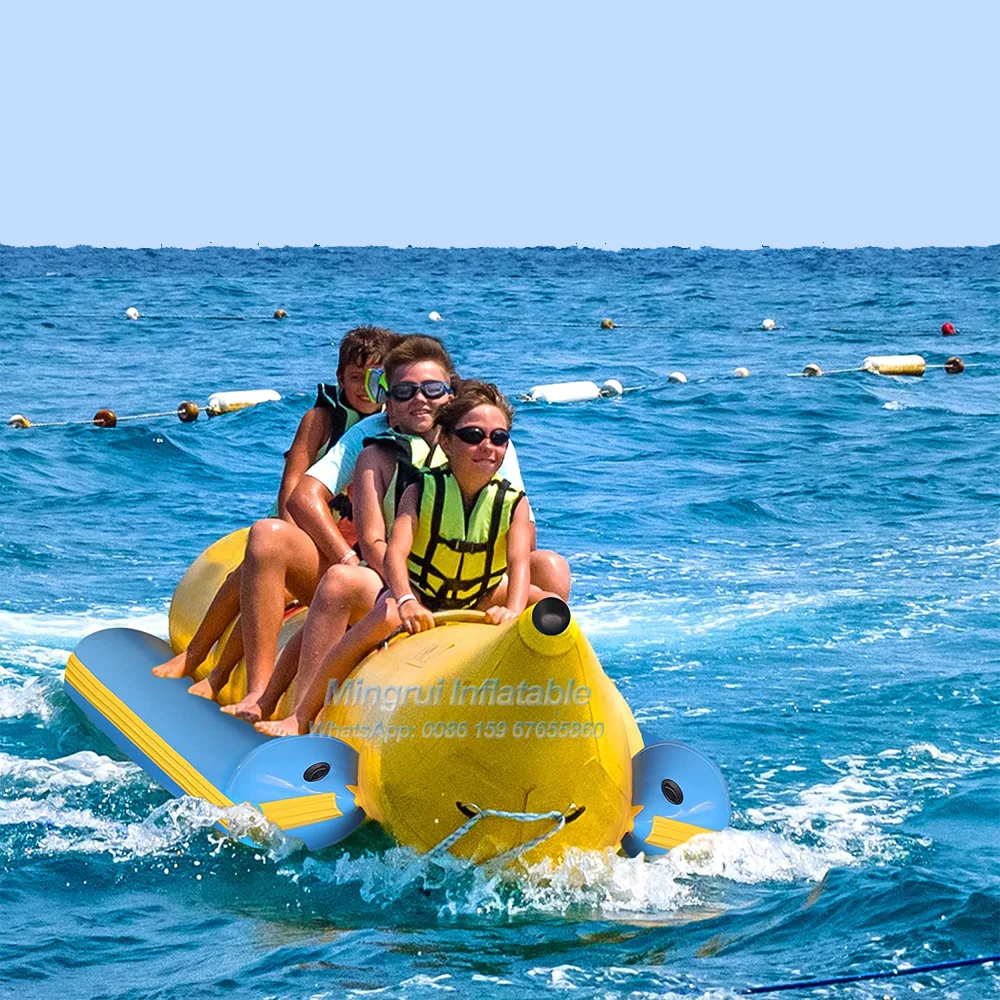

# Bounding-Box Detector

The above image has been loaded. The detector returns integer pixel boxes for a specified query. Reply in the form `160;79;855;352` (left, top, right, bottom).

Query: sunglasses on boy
364;369;454;405
453;426;511;447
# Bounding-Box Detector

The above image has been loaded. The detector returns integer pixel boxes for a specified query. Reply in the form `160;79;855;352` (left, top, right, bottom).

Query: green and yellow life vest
406;467;525;611
361;427;447;533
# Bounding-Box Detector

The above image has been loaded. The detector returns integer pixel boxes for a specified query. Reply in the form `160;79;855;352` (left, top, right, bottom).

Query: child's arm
485;498;531;625
352;446;391;578
277;407;334;522
386;485;436;633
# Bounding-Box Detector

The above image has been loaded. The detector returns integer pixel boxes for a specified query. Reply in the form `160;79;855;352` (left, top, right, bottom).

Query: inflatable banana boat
65;530;730;862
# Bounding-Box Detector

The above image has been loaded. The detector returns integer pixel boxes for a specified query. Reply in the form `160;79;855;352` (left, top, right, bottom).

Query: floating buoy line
8;391;281;430
8;308;992;427
28;307;995;338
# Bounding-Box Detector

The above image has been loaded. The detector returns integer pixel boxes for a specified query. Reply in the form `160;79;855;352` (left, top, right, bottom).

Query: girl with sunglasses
254;382;561;737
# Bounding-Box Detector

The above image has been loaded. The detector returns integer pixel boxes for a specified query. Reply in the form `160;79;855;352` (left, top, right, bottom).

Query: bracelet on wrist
395;593;416;608
340;550;359;565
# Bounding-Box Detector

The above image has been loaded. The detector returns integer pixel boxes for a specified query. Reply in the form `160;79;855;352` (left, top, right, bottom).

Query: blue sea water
0;245;998;1000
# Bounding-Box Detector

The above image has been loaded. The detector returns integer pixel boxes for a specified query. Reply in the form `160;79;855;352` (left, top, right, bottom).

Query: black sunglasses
454;426;511;447
388;380;453;402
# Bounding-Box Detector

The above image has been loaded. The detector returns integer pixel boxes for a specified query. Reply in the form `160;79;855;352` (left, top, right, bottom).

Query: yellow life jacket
406;467;525;611
361;428;446;534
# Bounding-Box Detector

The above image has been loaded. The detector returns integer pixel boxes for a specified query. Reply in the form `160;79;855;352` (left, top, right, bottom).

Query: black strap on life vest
315;383;351;450
414;467;449;596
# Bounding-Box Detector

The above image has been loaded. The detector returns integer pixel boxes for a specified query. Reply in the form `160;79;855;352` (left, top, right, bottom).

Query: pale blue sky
1;1;996;249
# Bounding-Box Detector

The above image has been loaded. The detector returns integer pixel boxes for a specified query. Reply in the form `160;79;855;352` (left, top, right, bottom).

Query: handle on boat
381;608;488;646
431;610;488;625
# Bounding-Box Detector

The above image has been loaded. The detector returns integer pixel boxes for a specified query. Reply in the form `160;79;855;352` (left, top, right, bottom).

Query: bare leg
187;623;245;699
152;564;243;677
243;625;305;721
529;549;571;601
253;564;383;723
486;551;570;610
256;592;399;737
221;519;326;722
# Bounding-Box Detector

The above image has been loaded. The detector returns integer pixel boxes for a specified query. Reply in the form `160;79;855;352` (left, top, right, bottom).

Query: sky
0;1;996;250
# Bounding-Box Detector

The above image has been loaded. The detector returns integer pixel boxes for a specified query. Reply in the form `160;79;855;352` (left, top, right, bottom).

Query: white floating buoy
428;311;442;322
125;307;140;321
760;318;776;331
526;380;601;404
525;378;626;404
802;363;823;377
733;367;751;378
862;355;926;377
8;414;30;428
207;389;282;416
667;371;688;384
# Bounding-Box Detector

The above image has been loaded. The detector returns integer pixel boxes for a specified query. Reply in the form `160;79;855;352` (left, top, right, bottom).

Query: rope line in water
21;311;1000;337
739;953;999;995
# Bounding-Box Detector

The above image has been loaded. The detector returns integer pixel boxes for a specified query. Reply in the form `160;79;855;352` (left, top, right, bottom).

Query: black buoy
531;597;572;637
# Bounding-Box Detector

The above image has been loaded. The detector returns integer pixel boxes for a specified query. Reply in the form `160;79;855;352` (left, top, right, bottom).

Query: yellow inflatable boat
66;530;730;862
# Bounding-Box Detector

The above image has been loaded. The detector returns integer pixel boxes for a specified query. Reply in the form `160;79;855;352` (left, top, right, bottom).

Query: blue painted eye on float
621;741;730;857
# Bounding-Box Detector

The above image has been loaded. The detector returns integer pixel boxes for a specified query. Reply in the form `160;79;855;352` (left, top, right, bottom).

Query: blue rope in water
739;953;999;994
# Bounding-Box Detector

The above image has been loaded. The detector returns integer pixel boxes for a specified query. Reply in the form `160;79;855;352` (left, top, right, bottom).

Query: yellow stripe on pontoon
646;815;714;850
66;653;339;832
259;793;341;829
66;652;233;808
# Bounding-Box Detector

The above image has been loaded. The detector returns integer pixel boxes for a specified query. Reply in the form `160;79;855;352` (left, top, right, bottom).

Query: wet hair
434;380;514;436
337;326;402;377
383;335;456;384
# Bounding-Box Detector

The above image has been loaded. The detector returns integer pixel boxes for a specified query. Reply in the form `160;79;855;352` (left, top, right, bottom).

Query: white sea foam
0;677;53;721
0;749;139;792
0;606;168;646
0;792;298;860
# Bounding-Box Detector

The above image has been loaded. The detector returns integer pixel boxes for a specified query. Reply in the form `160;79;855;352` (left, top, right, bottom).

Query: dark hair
337;326;402;377
434;380;514;436
383;336;456;384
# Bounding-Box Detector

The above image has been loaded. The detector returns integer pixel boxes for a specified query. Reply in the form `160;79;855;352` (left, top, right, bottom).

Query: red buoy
93;408;117;428
941;322;956;336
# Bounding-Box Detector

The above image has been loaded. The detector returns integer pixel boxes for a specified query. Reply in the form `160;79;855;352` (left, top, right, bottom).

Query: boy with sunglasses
255;381;559;736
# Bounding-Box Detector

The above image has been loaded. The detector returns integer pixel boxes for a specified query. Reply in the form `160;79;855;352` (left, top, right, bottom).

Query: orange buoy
941;322;956;336
93;408;118;428
944;356;965;374
8;414;31;428
600;318;616;329
273;309;288;320
177;401;200;422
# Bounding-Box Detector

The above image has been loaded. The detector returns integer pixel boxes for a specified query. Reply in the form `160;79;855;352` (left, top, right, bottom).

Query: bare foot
152;651;191;678
220;696;263;723
187;677;216;700
254;717;307;737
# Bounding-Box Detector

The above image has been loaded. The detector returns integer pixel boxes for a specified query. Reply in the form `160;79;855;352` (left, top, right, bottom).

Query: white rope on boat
425;802;577;867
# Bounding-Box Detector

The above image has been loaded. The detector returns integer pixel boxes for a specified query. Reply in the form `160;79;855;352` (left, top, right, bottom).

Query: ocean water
1;245;998;1000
